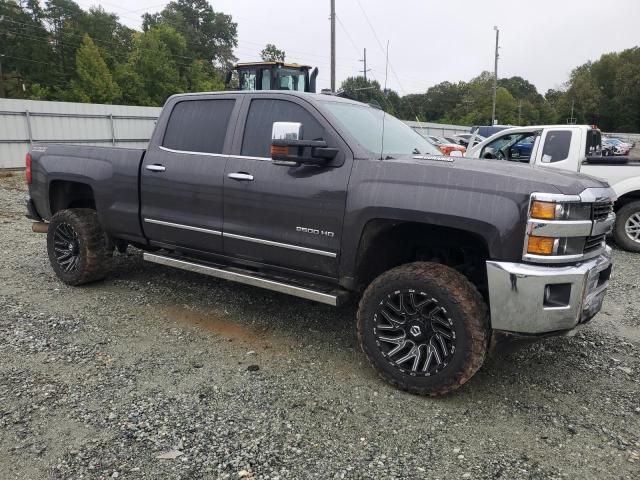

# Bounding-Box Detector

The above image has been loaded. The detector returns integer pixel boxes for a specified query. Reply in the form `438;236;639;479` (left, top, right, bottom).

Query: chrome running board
143;252;347;306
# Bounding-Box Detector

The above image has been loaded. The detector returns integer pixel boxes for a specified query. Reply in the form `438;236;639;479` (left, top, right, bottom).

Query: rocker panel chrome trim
143;253;339;306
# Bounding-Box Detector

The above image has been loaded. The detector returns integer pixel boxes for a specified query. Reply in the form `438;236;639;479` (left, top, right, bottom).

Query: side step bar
143;252;348;307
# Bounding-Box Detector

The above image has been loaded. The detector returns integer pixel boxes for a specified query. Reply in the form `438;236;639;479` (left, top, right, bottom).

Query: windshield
320;100;441;157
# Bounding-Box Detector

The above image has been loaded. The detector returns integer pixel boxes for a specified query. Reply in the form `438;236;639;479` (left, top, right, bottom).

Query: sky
75;0;640;96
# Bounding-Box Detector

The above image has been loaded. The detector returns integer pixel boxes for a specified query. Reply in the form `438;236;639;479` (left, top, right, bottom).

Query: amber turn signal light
530;201;556;220
527;236;556;255
271;145;289;156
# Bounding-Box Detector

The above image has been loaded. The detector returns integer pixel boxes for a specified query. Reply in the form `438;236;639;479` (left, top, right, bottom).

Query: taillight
25;153;32;184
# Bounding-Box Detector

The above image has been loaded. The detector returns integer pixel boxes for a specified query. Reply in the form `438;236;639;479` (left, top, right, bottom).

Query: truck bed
29;144;147;243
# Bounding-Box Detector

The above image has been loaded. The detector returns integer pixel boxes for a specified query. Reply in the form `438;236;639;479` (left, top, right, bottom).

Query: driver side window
481;132;536;163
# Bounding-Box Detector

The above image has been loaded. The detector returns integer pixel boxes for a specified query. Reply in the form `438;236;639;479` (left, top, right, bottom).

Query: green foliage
260;44;286;62
1;0;639;132
558;47;640;131
116;26;186;106
0;0;55;97
70;34;120;103
142;0;237;68
0;0;235;105
340;76;400;114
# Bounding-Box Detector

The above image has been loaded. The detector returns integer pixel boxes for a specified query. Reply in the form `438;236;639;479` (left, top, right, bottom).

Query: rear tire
357;262;488;396
613;201;640;253
47;209;112;285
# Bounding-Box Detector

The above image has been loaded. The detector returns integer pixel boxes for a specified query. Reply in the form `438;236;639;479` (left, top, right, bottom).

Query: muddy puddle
162;304;284;351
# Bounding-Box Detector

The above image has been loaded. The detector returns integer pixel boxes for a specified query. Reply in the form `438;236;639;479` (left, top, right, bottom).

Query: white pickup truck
466;125;640;252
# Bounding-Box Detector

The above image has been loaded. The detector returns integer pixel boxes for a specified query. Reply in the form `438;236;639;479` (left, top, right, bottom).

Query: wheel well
615;191;640;211
354;220;490;299
49;181;96;214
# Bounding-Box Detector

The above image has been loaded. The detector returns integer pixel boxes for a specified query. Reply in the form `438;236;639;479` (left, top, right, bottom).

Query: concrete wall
0;99;161;169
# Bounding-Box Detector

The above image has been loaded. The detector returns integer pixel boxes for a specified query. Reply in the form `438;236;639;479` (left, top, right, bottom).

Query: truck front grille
592;201;613;221
584;234;606;254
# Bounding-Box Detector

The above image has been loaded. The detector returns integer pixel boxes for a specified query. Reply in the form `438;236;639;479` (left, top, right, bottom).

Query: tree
260;44;285;62
142;0;237;68
340;76;399;114
117;26;186;106
186;59;225;92
0;0;55;97
70;34;120;103
45;0;86;90
81;6;135;70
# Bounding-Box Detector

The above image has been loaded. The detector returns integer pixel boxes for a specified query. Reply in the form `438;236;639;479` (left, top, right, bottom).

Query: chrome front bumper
486;247;612;334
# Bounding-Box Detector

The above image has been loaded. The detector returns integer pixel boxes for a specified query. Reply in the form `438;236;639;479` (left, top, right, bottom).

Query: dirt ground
0;173;638;479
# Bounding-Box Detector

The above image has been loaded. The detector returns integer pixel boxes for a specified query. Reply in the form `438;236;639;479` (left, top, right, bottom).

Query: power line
353;0;423;119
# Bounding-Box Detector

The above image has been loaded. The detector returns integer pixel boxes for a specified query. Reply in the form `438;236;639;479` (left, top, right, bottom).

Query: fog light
543;283;572;308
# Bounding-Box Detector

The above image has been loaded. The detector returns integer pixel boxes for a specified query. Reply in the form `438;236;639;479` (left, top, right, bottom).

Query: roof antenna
379;40;389;160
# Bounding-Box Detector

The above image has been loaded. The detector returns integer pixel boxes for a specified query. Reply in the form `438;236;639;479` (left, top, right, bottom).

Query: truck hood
404;155;609;195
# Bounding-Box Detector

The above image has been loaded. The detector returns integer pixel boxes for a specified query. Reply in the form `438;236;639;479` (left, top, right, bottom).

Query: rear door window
241;99;324;158
541;130;572;162
163;99;235;154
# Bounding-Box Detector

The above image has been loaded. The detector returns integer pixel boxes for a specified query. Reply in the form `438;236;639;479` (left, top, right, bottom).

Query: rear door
140;95;239;253
533;127;580;172
222;95;353;277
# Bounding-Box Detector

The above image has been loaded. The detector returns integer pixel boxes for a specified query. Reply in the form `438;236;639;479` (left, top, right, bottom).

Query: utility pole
330;0;336;92
0;55;4;98
517;100;522;125
568;100;576;124
491;26;500;126
359;48;371;82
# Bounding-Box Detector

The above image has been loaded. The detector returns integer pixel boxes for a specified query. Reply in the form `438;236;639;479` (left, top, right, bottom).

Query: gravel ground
0;172;639;480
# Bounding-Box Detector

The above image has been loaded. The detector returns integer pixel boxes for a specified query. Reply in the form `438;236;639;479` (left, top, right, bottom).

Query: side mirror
271;121;338;166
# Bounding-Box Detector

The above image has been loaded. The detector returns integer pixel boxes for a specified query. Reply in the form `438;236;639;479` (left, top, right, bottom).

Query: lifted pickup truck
26;92;615;395
466;125;640;252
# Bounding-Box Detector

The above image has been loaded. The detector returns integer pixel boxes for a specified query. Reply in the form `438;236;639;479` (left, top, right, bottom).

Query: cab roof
235;61;312;69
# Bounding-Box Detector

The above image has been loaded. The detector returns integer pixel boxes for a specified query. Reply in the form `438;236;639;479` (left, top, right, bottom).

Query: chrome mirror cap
272;122;303;141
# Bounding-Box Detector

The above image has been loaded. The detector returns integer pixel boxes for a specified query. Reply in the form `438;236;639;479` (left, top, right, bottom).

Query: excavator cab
227;62;318;93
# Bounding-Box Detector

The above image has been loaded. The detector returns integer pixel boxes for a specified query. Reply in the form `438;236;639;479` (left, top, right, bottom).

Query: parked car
443;135;462;145
603;137;631;156
466;124;640;252
470;125;510;138
454;133;486;148
426;135;467;156
26;92;614;396
607;136;634;148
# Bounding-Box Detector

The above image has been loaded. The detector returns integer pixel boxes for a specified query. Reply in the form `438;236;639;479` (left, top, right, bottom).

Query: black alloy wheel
373;289;456;376
47;208;112;285
52;222;81;273
357;262;489;396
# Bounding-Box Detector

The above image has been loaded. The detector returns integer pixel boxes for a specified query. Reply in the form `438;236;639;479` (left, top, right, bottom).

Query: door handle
145;164;166;172
227;172;254;181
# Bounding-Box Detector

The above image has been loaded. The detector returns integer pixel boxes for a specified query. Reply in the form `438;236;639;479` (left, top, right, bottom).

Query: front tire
357;262;489;396
47;209;112;285
613;200;640;253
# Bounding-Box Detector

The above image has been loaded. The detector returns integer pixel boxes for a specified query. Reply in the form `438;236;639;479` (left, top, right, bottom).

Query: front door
222;96;352;277
140;96;239;253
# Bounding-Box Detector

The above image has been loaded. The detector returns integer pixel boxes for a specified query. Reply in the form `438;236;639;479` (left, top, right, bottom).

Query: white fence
403;120;471;138
0;99;161;169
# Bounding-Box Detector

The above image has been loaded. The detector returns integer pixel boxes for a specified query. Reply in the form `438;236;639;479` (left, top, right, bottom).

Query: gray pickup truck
26;91;616;395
